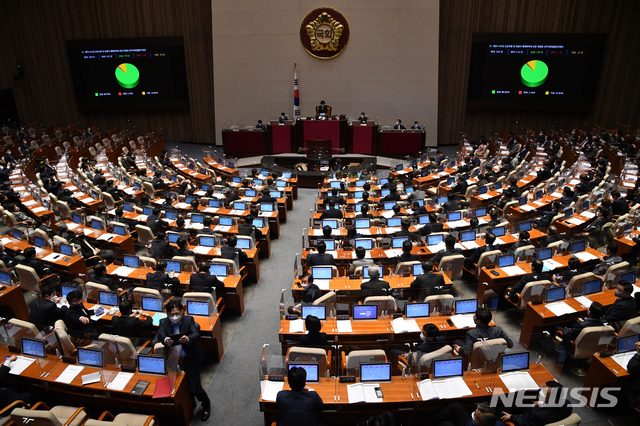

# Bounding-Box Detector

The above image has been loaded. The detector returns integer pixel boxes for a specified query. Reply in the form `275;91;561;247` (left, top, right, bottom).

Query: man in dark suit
307;241;336;267
628;342;640;405
190;262;224;294
105;179;122;202
430;234;463;267
158;299;211;421
146;207;162;234
237;215;257;237
420;213;444;236
505;260;552;303
323;188;344;206
411;121;421;130
175;236;195;257
276;366;323;426
64;289;99;339
0;242;15;268
410;262;445;299
450;176;469;197
146;261;180;292
501;381;572;426
361;265;390;294
382;187;401;202
442;193;461;212
28;284;67;330
555;302;604;355
603;281;637;325
611;190;630;216
593;242;623;276
393;218;416;240
393;119;406;130
410;200;428;217
456;307;514;355
89;263;119;292
538;225;562;248
221;235;248;265
358;112;368;123
319;200;343;219
278;112;289;123
112;297;152;339
20;247;51;281
356;203;374;219
464;232;496;270
397;240;419;263
316;100;328;117
149;232;171;259
0;355;39;407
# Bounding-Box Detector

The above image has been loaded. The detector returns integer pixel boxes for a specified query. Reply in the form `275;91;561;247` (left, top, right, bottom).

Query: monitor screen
260;203;274;212
167;233;180;243
208;199;221;208
123;203;133;212
270;191;282;198
12;229;22;240
360;363;392;382
565;207;574;219
138;355;167;375
191;214;204;224
209;264;227;277
236;238;250;249
77;347;104;368
301;305;326;320
91;219;102;230
0;271;10;286
433;358;464;378
455;299;478;315
617;334;640;354
113;224;126;236
233;202;246;211
355;239;373;250
418;215;430;224
141;297;163;312
276;181;286;188
571;241;585;253
187;300;209;316
405;302;430;318
252;218;265;228
546;286;565;303
319;239;336;251
165;260;181;274
461;230;476;242
379;178;389;185
518;222;532;232
355;219;370;229
355;180;366;187
199;236;215;247
478;186;488;195
288;362;319;382
353;305;377;320
61;285;77;300
495;182;503;190
396;164;404;171
282;172;292;179
165;211;177;220
143;207;153;216
363;267;383;280
59;243;73;256
22;338;46;358
312;267;333;280
498;254;515;268
123;254;139;268
329;180;341;188
519;196;528;206
438;196;448;205
536;248;552;261
501;352;530;373
583;279;602;295
219;216;232;226
381;189;391;197
427;234;444;246
535;190;544;200
392;237;409;249
492;226;506;237
448;211;461;221
387;217;401;228
34;236;45;249
413;264;424;276
322;219;338;230
383;202;396;210
245;189;257;197
620;271;636;284
475;207;487;217
185;196;195;204
99;291;118;306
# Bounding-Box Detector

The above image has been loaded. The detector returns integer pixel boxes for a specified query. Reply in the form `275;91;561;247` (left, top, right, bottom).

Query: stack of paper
337;320;352;333
542;259;563;270
193;246;211;254
428;242;446;252
314;280;331;290
98;233;116;241
43;253;63;262
545;302;577;317
203;207;218;214
106;372;134;391
612;352;636;371
520;205;536;212
112;266;135;277
215;225;231;232
501;266;527;276
493;238;506;245
384;249;403;258
289;319;304;333
347;383;383;403
385;227;401;234
574;296;593;308
479;194;493;200
575;252;598;261
450;314;476;329
447;220;468;229
261;380;284;401
567;218;585;226
391;317;421;333
499;371;539;391
8;356;36;375
381;211;395;219
55;365;84;384
418;376;473;400
174;202;190;209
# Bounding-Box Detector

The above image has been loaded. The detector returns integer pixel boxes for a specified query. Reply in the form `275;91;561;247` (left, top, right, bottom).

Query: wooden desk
2;235;88;276
60;221;136;255
519;288;617;348
0;285;29;320
583;352;634;408
0;347;193;425
202;157;240;177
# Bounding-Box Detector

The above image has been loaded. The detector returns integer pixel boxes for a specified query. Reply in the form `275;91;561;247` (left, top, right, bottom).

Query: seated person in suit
509;230;532;254
538;225;561;248
20;247;54;284
535;201;561;230
64;289;100;339
190;262;224;294
278;112;289;123
112;297;152;339
276;366;324;426
501;381;572;426
319;200;343;219
0;242;15;268
0;354;40;407
288;273;322;315
391;204;404;218
307;241;336;267
409;184;425;201
399;323;447;357
382;187;401;202
360;265;390;294
255;119;265;129
320;225;335;241
411;121;421;130
146;207;163;234
398;240;419;263
89;263;119;292
146;260;180;292
197;216;215;235
28;284;67;330
486;208;502;228
316;100;329;118
603;281;637;325
299;315;328;348
394;218;415;239
238;214;257;237
160;194;174;210
175;236;195;257
221;235;248;265
257;190;275;204
357;112;368;123
350;246;374;273
554;301;604;357
455;307;514;355
410;200;428;217
442;193;461;212
420;213;444;236
505;260;552;303
431;234;463;267
150;231;171;259
393;119;406;130
410;261;445;299
627;342;640;405
611;190;630;216
323;188;345;206
553;257;585;285
593;242;623;276
356;203;374;219
172;217;188;234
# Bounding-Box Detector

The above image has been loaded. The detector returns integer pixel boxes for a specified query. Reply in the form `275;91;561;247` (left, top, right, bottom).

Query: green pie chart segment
115;63;140;89
520;60;548;88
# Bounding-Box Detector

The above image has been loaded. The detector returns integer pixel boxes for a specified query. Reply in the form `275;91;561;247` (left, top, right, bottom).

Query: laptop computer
22;337;46;358
98;291;118;307
617;334;640;354
545;286;565;303
165;260;181;274
209;264;227;279
498;254;515;268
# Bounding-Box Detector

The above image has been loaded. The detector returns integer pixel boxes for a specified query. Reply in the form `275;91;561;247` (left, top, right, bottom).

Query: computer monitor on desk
22;338;46;358
619;271;636;286
354;239;373;251
362;267;383;280
167;233;180;244
448;211;461;221
501;352;530;373
165;260;181;274
77;347;104;368
571;240;586;253
536;248;552;261
236;238;250;250
461;230;476;242
353;305;377;320
617;334;640;354
288;362;319;382
360;363;391;382
427;234;444;246
0;271;11;286
412;264;424;276
187;300;210;317
209;264;227;278
405;302;430;318
583;278;603;296
319;239;336;251
355;219;370;229
60;243;73;256
34;236;45;249
99;291;119;307
312;266;333;281
384;202;396;211
492;226;506;237
545;286;565;303
455;299;477;315
141;297;164;313
301;305;326;320
474;207;487;218
219;216;233;227
199;236;215;247
123;254;140;268
392;237;409;249
253;217;265;228
498;254;515;268
322;219;338;230
432;358;464;379
387;217;402;228
260;203;274;212
138;355;167;375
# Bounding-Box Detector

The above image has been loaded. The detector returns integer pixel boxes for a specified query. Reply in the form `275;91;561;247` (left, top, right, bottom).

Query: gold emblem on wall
300;8;350;60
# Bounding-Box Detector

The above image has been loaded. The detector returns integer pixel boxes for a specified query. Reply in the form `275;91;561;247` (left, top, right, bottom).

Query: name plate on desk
337;315;350;321
62;356;76;364
285;315;298;320
268;374;284;382
349;275;359;280
339;375;356;383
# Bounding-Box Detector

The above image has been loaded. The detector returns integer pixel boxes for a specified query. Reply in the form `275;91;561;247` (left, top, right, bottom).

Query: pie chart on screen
115;63;140;89
520;60;548;88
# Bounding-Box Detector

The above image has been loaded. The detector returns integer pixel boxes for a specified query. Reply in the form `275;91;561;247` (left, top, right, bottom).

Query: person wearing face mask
602;281;637;326
28;284;68;330
393;119;406;130
501;381;572;426
157;299;211;421
433;402;502;426
391;323;447;361
554;301;604;360
287;273;322;315
64;289;100;339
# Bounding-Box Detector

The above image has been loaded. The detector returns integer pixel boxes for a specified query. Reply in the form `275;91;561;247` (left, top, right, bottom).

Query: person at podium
255;119;265;129
358;112;368;123
411;121;421;130
394;119;406;130
279;112;289;123
316;100;329;119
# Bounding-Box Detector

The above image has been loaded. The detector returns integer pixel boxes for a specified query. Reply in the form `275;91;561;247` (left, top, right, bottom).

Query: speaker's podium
297;139;344;171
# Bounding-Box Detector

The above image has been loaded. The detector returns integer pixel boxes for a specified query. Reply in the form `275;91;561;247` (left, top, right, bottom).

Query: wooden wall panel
0;0;214;145
439;0;640;145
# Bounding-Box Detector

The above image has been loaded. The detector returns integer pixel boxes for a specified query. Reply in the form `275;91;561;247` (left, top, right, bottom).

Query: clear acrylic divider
166;345;180;392
258;345;287;402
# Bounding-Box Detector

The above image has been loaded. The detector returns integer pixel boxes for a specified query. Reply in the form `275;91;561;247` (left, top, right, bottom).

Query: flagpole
293;62;300;121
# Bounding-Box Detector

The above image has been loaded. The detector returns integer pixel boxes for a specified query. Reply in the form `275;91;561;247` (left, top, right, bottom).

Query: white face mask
419;332;426;341
170;314;182;325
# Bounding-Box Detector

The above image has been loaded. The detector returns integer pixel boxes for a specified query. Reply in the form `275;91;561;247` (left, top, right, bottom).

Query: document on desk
519;205;536;212
347;383;382;403
450;314;476;329
447;220;468;229
174;202;191;209
500;266;527;276
214;225;231;232
43;253;64;262
106;372;134;391
228;209;244;216
66;222;80;230
428;242;446;252
203;207;218;214
0;237;11;245
581;211;596;219
493;238;506;246
542;259;563;270
479;194;493;200
384;249;403;258
462;241;480;250
23;200;37;206
314;280;331;290
575;251;598;262
391;317;421;333
193;246;212;255
385;227;401;234
289;319;305;333
90;306;108;321
337;320;352;333
112;266;135;277
612;352;636;371
83;228;94;236
8;356;36;375
567;218;585;226
419;377;473;400
499;371;539;391
55;365;84;384
97;233;116;241
532;201;546;207
32;206;47;213
381;211;395;219
190;223;204;230
574;296;593;309
545;302;577;317
260;380;284;402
